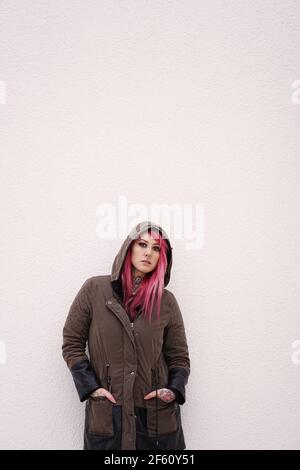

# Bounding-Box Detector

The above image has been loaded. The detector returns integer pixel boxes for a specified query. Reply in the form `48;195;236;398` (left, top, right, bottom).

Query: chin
140;267;151;275
140;267;149;273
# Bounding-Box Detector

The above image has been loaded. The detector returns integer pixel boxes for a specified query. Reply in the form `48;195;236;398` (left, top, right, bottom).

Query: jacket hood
110;221;173;293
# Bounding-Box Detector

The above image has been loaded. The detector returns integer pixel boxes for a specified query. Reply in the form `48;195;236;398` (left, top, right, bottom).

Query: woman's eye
138;242;160;252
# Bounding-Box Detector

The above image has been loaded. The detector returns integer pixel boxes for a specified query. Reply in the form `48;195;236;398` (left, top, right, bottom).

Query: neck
132;267;146;280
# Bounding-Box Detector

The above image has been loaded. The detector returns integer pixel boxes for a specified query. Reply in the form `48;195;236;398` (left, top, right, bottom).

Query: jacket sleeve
62;277;101;402
162;293;190;405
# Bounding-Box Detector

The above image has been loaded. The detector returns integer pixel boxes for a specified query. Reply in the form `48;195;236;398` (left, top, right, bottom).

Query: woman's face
131;231;161;277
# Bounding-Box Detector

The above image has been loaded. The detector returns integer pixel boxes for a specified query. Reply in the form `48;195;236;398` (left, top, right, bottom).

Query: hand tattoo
158;388;176;403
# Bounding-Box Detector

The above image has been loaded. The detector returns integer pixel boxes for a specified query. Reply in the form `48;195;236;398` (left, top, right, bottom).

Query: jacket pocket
146;398;178;437
88;396;114;437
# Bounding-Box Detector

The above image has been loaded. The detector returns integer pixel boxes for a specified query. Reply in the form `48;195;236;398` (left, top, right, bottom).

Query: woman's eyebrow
140;238;160;246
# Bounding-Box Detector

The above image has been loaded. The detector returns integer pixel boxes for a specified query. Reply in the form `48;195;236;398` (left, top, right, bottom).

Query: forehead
138;231;160;244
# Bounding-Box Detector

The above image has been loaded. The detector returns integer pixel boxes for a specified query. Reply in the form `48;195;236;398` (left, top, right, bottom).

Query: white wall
0;0;300;450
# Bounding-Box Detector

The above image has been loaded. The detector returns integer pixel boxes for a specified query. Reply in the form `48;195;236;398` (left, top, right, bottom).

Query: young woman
62;220;190;450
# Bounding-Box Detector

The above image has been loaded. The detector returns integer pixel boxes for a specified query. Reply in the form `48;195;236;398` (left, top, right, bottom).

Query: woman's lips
141;260;151;265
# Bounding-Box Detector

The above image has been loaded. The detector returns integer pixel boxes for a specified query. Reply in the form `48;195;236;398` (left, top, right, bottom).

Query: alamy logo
291;80;300;105
95;196;204;250
291;339;300;365
0;340;6;365
0;80;6;104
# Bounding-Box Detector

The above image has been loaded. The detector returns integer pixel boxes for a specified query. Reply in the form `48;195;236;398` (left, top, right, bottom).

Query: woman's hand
144;388;176;403
90;387;117;403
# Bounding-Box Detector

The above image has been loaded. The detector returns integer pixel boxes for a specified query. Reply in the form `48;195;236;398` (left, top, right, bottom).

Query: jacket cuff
70;359;101;402
166;367;189;405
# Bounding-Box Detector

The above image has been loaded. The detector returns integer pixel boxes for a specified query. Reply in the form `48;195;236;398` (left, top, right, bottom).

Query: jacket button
130;371;135;375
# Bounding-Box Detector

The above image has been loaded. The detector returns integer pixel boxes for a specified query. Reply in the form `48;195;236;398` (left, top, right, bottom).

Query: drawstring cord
106;363;112;392
152;367;159;449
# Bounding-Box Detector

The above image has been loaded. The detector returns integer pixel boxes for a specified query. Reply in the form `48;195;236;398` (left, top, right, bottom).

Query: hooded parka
62;221;190;450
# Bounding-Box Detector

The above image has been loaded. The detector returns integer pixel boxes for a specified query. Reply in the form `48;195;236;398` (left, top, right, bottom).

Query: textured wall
0;0;300;450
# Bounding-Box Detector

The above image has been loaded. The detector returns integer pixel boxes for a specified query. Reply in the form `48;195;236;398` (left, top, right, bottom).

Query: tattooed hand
144;388;176;403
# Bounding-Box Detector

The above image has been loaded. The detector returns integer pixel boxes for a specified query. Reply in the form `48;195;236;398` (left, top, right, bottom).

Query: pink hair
120;228;169;323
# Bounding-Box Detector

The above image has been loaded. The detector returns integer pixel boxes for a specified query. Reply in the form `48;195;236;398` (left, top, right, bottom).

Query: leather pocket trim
146;399;178;437
88;398;114;437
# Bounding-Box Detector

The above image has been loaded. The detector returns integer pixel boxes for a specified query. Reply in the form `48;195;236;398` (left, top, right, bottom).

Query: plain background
0;0;300;449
